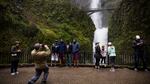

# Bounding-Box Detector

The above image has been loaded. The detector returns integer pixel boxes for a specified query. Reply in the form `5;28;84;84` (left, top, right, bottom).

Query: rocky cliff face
109;0;150;53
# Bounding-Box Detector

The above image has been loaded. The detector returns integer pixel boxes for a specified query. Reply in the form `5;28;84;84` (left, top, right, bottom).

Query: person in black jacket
10;41;22;75
66;42;72;66
133;35;148;71
94;42;102;69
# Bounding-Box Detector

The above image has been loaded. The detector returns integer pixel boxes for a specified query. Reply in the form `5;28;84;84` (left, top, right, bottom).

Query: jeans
109;56;115;67
28;67;49;84
66;53;72;66
11;57;19;73
101;57;106;64
59;53;65;64
95;58;100;66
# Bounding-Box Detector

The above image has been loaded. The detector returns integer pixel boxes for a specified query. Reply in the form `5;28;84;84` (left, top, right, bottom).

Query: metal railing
0;51;150;66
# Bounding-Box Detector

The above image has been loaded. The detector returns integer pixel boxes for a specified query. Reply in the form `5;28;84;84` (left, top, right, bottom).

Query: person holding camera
10;41;22;75
28;43;51;84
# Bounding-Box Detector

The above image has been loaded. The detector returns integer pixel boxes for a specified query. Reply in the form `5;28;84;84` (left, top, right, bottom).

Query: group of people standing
10;35;148;84
94;42;116;72
10;39;80;84
94;35;148;72
51;39;80;67
27;39;80;84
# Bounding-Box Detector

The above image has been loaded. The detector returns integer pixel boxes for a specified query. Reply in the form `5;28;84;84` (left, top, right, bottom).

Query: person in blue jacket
72;39;80;67
58;39;66;65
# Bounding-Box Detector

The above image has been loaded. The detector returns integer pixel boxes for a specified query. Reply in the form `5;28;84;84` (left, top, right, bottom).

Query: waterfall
89;0;108;63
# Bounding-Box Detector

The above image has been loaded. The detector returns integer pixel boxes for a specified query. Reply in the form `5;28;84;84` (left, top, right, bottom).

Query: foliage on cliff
0;0;94;54
109;0;150;54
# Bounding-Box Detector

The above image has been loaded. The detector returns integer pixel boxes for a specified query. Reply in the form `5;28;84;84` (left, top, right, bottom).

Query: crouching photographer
28;43;51;84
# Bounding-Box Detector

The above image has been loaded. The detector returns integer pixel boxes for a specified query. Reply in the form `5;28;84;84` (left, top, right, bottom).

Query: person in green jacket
28;43;51;84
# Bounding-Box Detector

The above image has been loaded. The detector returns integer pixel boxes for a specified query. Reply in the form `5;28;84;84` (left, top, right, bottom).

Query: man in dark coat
10;41;22;75
133;35;148;71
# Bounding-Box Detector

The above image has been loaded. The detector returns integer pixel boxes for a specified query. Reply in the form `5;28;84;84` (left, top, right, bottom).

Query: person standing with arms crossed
133;35;148;71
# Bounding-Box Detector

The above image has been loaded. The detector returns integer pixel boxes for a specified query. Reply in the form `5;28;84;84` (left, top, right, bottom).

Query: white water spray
90;0;108;63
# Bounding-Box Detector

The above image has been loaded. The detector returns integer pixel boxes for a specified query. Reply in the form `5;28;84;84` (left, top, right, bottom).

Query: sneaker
110;68;115;72
16;72;19;74
134;68;138;71
11;73;15;76
111;68;115;72
95;66;97;69
145;69;148;72
104;64;107;67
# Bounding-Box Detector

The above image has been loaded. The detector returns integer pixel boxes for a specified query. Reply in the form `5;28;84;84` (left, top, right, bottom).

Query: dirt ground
0;67;150;84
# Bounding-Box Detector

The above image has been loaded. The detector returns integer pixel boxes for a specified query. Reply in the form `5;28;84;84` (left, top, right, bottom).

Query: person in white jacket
101;45;107;67
108;42;116;72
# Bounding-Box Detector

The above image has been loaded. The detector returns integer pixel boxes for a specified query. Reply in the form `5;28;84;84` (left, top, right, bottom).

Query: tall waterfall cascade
89;0;108;63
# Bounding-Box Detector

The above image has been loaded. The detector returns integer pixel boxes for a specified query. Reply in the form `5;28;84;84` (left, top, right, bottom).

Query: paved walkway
0;67;150;84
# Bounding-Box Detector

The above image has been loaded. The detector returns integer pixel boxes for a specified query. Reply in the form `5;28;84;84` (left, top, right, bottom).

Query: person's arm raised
44;45;51;56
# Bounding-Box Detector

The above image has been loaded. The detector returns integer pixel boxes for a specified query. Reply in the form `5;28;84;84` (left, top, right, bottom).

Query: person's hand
17;49;21;52
44;45;49;48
